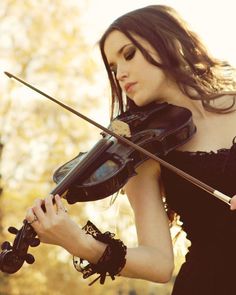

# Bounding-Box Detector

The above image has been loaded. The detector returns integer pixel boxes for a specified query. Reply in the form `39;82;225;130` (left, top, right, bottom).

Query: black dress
161;139;236;295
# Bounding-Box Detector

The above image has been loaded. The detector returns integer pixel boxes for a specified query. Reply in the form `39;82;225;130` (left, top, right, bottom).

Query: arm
121;159;174;282
26;159;174;283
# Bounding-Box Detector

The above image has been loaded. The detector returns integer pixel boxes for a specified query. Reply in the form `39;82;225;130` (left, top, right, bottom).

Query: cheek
145;68;166;91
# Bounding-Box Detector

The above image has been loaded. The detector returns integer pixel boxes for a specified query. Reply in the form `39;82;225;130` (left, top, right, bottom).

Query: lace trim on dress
174;136;236;157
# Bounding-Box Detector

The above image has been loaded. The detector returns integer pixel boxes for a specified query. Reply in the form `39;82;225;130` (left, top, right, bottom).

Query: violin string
4;72;231;206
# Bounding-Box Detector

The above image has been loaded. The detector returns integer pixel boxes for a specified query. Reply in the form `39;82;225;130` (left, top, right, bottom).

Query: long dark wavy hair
99;5;236;119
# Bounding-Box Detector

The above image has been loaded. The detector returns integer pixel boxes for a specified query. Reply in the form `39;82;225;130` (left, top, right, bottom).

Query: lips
124;82;137;93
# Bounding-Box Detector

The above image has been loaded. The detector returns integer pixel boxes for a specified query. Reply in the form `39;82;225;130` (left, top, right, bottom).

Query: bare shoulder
133;159;161;179
124;159;161;195
178;104;236;152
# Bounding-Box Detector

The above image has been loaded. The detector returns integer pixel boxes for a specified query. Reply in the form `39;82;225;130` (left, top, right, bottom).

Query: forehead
104;30;156;63
104;30;132;61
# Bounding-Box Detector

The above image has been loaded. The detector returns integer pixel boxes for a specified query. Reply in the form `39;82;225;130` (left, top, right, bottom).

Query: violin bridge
110;120;132;137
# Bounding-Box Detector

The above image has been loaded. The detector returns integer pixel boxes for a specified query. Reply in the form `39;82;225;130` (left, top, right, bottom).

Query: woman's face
104;30;170;107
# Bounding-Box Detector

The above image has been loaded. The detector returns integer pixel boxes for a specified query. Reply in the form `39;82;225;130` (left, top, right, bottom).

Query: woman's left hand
25;194;82;255
230;195;236;210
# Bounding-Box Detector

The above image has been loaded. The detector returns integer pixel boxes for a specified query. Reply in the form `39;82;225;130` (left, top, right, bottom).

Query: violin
0;73;232;274
53;101;196;203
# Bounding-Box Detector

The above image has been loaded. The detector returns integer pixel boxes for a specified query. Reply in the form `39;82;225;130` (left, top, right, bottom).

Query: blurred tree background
0;0;187;294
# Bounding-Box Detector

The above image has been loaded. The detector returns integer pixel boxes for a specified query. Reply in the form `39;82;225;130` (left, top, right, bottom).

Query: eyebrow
108;43;133;67
118;43;132;55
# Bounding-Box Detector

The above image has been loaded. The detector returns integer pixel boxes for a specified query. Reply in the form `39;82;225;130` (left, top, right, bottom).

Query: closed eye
108;45;136;74
124;47;136;61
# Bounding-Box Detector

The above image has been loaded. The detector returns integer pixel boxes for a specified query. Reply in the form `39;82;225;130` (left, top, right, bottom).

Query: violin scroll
0;220;40;274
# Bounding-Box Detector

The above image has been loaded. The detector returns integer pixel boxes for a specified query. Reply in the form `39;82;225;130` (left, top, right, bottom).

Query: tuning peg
1;241;12;250
8;227;18;235
25;253;35;264
29;238;40;247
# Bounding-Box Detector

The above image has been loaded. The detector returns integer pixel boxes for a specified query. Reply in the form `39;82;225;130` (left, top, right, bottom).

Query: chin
133;98;154;107
133;101;145;107
131;97;146;107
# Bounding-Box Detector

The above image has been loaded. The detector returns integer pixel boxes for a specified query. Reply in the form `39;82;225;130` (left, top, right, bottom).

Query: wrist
72;220;127;286
71;226;106;262
84;233;107;263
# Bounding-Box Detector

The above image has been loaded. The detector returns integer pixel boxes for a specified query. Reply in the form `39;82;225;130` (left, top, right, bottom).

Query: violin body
53;103;196;203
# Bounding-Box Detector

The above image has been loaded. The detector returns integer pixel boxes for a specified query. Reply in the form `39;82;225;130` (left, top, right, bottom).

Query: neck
158;80;207;119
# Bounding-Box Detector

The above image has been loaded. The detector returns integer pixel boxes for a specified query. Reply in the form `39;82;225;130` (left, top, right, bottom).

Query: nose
116;65;128;81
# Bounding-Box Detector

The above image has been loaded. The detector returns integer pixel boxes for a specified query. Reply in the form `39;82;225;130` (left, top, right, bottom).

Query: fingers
26;194;67;226
32;198;46;222
230;195;236;210
55;194;67;214
26;207;37;223
44;195;55;216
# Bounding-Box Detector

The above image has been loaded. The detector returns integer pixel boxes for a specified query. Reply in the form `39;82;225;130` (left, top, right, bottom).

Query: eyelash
110;47;136;74
124;47;136;61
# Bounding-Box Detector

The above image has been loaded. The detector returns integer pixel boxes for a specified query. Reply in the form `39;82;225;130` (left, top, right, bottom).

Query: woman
26;5;236;294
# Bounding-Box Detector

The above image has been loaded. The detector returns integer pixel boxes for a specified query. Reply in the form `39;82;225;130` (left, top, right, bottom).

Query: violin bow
4;71;232;206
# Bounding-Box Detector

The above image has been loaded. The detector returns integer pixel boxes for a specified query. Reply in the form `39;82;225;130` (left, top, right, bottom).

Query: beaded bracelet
73;220;127;285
